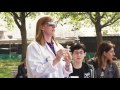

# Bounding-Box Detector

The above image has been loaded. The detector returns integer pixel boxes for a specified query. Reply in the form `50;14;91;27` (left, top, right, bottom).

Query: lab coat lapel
46;43;56;57
53;42;59;54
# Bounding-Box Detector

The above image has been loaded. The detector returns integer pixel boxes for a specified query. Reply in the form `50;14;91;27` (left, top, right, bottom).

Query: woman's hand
53;49;70;66
63;50;72;71
64;50;72;63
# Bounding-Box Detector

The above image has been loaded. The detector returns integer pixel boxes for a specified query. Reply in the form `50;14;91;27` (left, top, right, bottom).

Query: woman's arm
26;42;56;78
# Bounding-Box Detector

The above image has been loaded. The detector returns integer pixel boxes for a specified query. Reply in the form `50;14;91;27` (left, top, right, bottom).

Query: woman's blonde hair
35;15;56;45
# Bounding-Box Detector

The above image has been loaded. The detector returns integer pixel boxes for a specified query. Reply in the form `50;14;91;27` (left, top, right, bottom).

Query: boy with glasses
69;41;95;78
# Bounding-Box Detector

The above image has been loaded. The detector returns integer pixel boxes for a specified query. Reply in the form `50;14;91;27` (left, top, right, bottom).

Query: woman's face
42;22;56;36
104;48;115;61
72;49;86;63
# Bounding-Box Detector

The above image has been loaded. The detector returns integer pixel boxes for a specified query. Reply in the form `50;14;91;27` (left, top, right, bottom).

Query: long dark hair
96;41;115;68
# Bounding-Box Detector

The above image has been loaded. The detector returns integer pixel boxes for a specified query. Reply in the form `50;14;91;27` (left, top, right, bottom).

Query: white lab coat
26;40;73;78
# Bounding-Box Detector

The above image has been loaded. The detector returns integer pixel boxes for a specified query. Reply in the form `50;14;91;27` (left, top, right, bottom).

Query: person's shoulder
18;63;24;68
111;61;118;68
88;60;98;69
27;40;40;49
82;62;91;69
86;63;94;70
54;40;64;49
85;63;93;69
28;40;35;46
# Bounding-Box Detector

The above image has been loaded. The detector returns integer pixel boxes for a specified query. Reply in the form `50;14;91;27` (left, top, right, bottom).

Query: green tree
1;12;40;61
87;12;120;48
44;12;85;33
34;12;120;50
11;12;40;61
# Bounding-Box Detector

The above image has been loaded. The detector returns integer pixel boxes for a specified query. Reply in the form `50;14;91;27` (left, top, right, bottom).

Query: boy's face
72;49;86;63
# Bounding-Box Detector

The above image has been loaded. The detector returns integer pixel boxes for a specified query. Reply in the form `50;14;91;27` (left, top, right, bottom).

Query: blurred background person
90;41;119;78
15;60;27;78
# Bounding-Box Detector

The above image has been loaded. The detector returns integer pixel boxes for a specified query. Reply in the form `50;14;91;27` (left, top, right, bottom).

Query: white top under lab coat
26;40;73;78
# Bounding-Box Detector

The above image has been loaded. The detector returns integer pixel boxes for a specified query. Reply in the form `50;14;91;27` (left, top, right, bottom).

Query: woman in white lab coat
26;15;73;78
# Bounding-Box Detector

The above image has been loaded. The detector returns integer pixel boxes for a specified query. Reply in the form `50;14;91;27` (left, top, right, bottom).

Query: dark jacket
69;62;95;78
15;63;27;78
89;60;119;78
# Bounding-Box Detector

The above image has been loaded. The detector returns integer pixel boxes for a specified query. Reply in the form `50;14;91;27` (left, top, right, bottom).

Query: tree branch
100;12;106;19
25;12;31;17
12;12;21;21
103;17;120;27
87;12;96;24
12;13;21;30
101;13;117;28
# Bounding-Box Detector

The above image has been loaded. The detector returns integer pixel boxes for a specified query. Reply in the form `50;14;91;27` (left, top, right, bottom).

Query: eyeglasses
46;22;57;27
73;51;84;55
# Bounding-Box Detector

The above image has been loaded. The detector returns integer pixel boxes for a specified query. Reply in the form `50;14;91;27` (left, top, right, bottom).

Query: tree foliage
86;12;120;48
0;12;14;30
44;12;85;31
1;12;120;57
0;12;40;61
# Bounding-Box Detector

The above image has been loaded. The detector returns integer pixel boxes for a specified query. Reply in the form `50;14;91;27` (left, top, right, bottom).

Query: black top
69;62;93;78
15;63;27;78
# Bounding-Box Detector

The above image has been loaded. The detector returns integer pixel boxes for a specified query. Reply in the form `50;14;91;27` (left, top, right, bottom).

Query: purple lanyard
47;42;56;56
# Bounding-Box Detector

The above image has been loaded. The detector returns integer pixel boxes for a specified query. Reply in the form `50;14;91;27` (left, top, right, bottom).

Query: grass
0;59;21;78
0;59;120;78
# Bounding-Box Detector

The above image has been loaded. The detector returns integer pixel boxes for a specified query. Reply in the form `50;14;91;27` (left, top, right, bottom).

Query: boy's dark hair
70;41;86;53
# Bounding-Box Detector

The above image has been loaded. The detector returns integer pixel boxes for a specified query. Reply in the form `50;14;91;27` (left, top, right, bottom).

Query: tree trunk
20;13;27;61
95;24;103;50
11;12;30;62
21;26;27;61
